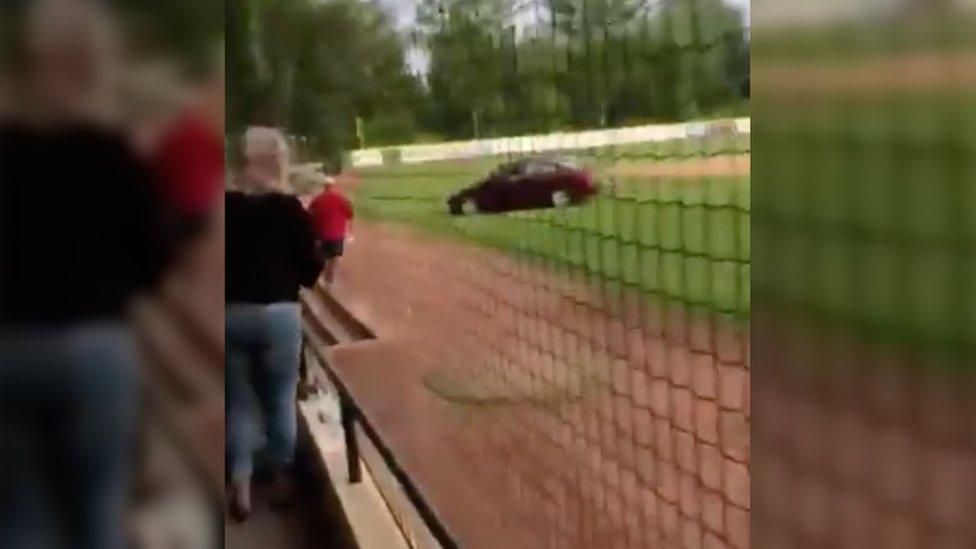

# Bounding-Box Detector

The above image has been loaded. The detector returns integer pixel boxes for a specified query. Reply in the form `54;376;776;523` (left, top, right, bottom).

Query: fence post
298;332;310;400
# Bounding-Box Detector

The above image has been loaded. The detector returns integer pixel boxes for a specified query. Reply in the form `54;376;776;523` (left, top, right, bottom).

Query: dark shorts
317;239;344;259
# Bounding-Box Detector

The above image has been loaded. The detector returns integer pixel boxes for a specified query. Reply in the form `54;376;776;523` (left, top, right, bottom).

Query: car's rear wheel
552;190;570;207
461;198;479;215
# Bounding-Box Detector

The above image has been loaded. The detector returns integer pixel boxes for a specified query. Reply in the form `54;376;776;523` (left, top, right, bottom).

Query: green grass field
354;144;751;319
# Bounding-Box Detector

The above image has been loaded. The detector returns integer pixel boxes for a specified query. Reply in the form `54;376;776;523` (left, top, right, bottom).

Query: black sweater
225;191;323;304
0;123;176;328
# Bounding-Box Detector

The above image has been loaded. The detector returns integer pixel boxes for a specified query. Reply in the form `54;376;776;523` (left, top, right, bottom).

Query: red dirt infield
318;217;751;549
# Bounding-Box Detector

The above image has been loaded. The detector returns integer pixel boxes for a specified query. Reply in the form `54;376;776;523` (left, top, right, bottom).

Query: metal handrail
300;301;460;549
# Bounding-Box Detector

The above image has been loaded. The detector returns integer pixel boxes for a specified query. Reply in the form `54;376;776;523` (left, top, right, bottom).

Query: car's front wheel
461;198;479;215
552;190;570;207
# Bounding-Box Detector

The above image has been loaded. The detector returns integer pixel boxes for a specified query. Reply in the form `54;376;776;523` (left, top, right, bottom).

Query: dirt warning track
323;220;751;549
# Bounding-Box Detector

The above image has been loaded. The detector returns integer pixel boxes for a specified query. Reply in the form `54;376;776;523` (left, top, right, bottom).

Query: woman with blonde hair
224;132;323;521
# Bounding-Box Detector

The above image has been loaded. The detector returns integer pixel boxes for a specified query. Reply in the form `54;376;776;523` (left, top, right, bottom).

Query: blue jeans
0;323;137;549
225;302;302;483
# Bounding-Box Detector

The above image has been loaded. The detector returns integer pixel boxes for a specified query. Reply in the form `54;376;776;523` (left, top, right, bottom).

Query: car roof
500;156;578;170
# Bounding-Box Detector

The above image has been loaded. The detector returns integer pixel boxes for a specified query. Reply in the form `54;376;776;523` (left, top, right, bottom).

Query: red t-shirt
309;189;354;241
153;109;224;218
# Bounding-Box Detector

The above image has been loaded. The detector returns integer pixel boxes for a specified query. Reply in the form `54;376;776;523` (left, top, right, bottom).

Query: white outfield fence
348;117;750;168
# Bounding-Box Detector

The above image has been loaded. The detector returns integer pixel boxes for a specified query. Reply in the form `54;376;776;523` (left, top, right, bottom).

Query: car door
478;162;525;212
511;161;557;210
476;165;516;212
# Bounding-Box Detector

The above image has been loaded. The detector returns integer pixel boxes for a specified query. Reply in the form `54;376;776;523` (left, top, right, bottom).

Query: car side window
524;162;557;176
494;163;520;178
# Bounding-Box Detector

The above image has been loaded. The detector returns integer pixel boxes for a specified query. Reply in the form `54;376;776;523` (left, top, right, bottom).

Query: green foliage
363;111;419;147
418;0;749;137
111;0;224;77
226;0;422;162
228;0;749;161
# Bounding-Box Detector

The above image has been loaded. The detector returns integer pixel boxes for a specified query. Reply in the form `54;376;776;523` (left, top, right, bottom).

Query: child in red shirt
308;176;354;283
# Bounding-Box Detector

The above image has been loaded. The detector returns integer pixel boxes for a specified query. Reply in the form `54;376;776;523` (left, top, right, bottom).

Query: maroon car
448;157;597;215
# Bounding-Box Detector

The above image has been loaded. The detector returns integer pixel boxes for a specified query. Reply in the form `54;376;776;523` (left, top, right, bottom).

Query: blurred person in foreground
0;1;175;548
225;129;323;521
308;174;354;285
123;59;225;297
149;66;224;264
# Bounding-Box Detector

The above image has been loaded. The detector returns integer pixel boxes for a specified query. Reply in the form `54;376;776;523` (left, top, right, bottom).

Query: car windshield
523;161;559;176
487;157;575;182
550;157;578;169
490;161;526;178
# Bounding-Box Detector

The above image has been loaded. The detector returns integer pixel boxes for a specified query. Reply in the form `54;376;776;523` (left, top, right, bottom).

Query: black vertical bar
340;395;362;483
299;332;309;393
512;26;518;75
549;0;557;78
602;23;610;125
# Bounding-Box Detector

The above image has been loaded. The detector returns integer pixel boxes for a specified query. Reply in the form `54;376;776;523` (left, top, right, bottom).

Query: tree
228;0;749;158
415;0;748;137
227;0;422;168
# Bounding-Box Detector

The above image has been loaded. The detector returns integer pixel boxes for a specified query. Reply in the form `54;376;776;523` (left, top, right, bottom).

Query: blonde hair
244;126;290;190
